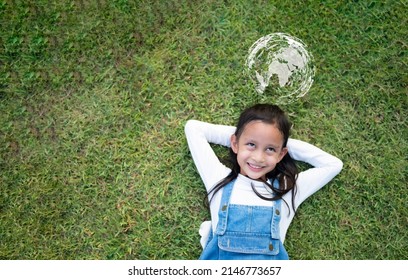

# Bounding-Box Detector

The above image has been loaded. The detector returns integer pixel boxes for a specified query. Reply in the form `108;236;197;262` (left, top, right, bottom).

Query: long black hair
207;103;298;212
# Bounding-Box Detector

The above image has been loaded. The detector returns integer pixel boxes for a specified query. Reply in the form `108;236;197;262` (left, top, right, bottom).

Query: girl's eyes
246;143;276;152
266;147;276;152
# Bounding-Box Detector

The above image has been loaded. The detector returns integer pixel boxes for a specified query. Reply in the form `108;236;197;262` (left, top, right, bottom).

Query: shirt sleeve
286;138;343;209
184;120;235;192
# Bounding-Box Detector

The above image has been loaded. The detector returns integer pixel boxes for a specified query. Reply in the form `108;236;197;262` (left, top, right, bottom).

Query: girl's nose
253;150;265;163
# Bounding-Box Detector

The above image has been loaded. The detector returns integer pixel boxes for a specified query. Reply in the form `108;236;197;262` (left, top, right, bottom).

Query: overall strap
270;198;282;239
215;180;235;235
270;179;282;239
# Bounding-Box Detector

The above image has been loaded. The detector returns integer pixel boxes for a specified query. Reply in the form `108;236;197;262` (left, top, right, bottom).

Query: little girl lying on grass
185;103;343;260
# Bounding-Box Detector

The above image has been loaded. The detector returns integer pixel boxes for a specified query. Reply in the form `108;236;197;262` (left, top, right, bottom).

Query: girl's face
231;120;288;181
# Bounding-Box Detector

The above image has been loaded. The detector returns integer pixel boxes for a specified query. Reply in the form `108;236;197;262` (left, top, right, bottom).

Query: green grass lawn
1;0;407;259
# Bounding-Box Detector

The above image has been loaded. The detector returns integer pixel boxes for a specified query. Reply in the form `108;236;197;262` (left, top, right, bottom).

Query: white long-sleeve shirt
185;120;343;246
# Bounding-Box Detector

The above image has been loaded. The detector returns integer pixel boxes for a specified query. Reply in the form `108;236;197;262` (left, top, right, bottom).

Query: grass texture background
1;0;407;259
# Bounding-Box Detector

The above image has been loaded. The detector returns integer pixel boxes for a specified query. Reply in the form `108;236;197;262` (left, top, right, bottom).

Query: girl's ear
230;134;238;154
278;147;288;162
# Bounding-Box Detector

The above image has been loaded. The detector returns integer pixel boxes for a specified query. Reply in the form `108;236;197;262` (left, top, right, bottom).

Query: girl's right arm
185;120;235;192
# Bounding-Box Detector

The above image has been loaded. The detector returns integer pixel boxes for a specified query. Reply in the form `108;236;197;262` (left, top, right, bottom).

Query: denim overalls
199;179;289;260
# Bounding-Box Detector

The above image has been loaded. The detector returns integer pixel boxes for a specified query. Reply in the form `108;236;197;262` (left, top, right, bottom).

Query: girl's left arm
287;138;343;208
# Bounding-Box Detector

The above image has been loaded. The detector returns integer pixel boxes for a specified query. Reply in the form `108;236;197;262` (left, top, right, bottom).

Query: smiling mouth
247;163;264;171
